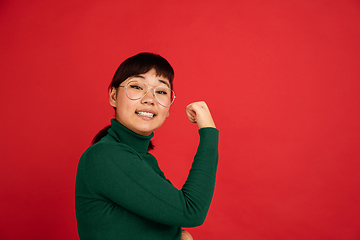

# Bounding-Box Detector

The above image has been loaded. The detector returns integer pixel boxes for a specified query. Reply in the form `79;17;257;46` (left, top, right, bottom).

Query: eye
129;84;143;90
155;87;171;95
156;90;168;95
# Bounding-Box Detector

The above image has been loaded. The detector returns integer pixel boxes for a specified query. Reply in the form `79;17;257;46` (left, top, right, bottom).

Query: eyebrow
158;79;170;88
132;75;170;88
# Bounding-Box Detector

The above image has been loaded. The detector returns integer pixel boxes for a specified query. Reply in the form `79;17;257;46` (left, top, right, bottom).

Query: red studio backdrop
1;0;360;239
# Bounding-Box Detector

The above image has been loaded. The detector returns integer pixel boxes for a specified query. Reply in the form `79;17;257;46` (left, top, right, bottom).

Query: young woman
75;52;219;240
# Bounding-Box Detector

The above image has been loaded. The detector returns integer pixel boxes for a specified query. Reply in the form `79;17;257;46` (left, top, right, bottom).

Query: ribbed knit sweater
75;119;219;239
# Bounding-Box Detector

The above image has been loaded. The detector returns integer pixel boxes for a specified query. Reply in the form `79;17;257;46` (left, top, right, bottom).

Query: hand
181;230;194;240
186;101;216;129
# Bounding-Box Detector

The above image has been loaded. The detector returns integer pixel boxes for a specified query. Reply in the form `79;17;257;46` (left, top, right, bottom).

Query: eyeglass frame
118;79;176;107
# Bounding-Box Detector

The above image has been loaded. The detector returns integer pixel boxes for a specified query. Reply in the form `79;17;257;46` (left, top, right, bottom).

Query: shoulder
79;140;139;167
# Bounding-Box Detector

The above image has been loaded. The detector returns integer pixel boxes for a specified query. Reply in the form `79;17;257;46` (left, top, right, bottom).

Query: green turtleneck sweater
75;119;219;240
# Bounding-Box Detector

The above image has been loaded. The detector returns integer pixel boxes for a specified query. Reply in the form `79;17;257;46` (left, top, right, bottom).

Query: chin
135;126;157;136
132;119;165;135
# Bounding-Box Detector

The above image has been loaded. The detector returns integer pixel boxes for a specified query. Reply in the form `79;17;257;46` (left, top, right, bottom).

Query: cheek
115;95;135;117
158;108;169;119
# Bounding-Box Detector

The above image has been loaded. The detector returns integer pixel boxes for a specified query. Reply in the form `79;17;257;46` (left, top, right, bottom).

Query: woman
75;52;219;240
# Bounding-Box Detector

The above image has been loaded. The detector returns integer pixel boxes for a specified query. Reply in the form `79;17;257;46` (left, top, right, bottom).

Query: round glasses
119;80;176;107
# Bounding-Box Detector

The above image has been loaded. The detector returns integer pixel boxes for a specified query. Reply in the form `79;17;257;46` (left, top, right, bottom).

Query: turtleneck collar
107;118;153;153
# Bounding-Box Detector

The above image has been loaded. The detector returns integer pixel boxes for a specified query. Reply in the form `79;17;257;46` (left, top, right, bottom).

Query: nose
141;87;156;105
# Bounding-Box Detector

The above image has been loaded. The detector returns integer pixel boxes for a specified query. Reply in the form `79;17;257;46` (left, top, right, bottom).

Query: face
109;68;171;136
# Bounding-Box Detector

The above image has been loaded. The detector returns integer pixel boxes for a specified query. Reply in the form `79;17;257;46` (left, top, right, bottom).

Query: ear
109;87;117;108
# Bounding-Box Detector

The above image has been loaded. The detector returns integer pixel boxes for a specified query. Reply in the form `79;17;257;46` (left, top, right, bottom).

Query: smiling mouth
136;111;155;118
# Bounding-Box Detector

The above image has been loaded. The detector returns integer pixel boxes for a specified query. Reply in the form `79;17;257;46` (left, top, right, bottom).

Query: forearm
180;128;219;226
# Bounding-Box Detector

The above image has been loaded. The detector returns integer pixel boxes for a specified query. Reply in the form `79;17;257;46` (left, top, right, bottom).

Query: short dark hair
110;52;174;90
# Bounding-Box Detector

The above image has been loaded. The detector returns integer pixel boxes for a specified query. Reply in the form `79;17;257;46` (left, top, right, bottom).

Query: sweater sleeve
82;127;219;227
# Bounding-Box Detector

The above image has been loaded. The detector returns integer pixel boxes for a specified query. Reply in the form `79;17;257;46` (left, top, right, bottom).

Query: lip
135;109;157;118
136;109;156;115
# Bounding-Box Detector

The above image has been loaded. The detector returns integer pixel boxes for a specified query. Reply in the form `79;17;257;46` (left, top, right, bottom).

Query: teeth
137;112;154;118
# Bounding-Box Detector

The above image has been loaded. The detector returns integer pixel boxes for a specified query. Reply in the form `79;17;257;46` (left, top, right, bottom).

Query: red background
1;0;360;239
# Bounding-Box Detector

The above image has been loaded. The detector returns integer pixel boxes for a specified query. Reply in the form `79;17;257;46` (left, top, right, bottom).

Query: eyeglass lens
126;80;175;106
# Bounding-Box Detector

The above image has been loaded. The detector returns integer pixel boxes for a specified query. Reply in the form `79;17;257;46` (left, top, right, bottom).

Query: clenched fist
186;101;216;129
